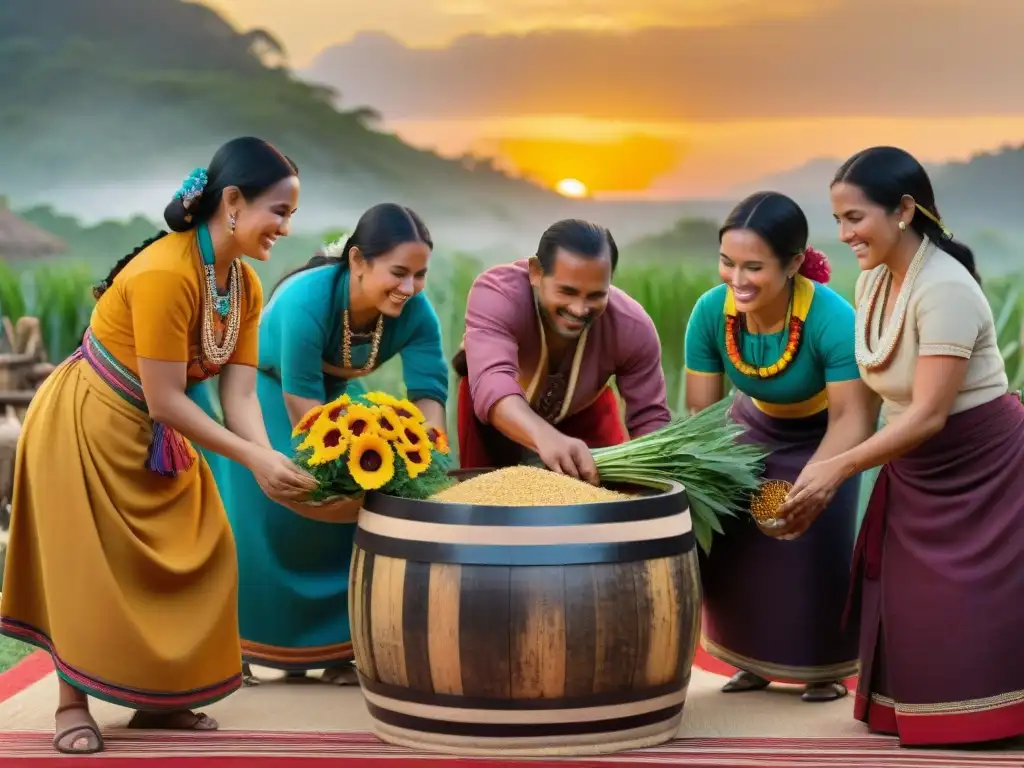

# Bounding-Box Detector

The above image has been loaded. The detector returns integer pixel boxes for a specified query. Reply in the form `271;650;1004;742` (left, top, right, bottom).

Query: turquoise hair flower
175;167;209;209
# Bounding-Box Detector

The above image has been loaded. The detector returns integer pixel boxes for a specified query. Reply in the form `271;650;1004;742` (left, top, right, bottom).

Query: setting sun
555;178;589;198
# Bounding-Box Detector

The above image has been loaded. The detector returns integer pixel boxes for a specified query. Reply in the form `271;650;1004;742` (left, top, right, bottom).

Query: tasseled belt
71;329;195;477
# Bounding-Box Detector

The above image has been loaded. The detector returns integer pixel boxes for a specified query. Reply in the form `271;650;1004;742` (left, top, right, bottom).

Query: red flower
799;247;832;283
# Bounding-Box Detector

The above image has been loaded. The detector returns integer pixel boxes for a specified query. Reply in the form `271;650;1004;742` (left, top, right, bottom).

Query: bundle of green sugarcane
593;395;767;553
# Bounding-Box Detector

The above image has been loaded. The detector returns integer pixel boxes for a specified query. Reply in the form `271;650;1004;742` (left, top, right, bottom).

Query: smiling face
228;175;300;262
830;181;913;271
529;248;612;340
352;241;432;318
719;228;799;314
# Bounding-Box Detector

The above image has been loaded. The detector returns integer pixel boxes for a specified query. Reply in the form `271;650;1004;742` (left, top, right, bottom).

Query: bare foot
127;710;219;730
53;702;103;754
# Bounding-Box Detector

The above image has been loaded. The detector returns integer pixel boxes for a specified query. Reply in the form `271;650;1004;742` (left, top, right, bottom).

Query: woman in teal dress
219;202;448;685
684;192;877;702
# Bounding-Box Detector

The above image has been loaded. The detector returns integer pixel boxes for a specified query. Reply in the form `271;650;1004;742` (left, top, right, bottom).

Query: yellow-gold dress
0;230;261;710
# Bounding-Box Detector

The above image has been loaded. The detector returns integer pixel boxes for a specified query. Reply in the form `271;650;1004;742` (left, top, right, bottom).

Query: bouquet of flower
291;391;455;501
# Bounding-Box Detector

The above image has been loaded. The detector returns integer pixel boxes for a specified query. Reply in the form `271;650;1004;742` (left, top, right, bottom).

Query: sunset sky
202;0;1024;198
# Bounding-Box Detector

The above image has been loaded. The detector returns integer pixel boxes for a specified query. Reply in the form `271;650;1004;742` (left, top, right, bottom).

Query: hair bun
799;246;831;283
163;198;195;233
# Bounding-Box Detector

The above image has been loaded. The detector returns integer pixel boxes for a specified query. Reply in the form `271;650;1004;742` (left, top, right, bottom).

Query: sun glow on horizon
555;178;589;198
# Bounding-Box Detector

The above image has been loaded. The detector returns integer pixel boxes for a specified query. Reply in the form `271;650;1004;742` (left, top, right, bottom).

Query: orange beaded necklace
724;274;814;379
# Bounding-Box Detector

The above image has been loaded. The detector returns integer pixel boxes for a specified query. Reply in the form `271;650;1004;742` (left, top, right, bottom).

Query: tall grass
4;252;1024;417
4;250;1024;532
0;259;95;362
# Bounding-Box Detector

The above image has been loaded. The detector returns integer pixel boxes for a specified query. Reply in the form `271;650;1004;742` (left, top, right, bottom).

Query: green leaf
692;517;714;555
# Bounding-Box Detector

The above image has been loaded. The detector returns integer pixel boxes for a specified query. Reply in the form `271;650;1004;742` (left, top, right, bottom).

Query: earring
229;212;237;234
898;221;907;232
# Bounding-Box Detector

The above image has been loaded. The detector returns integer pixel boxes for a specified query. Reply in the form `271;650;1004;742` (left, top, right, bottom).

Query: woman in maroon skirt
780;146;1024;746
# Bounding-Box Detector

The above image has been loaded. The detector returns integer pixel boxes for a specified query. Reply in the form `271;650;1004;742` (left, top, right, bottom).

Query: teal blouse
684;282;859;405
258;263;448;404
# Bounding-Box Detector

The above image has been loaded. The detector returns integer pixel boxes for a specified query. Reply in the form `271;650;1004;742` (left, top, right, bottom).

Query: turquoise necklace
197;223;232;319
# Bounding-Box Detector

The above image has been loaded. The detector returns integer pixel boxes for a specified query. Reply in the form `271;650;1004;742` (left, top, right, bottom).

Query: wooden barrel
348;477;701;756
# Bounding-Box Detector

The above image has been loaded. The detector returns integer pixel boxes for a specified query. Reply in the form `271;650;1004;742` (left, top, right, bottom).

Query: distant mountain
727;147;1024;241
636;146;1024;276
0;0;555;237
726;158;845;201
727;156;953;207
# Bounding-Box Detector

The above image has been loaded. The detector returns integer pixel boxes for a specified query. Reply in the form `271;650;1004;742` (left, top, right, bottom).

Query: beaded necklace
196;223;242;366
341;309;384;373
855;236;931;371
724;274;813;379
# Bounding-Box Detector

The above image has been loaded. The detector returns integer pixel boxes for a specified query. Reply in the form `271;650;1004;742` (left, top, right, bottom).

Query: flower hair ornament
319;235;349;261
799;246;832;284
174;167;209;223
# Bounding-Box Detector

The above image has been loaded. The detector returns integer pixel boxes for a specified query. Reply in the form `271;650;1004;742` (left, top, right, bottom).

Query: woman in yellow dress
0;137;317;755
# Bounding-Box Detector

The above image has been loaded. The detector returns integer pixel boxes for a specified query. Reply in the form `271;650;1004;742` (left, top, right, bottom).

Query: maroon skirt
698;394;860;684
851;393;1024;745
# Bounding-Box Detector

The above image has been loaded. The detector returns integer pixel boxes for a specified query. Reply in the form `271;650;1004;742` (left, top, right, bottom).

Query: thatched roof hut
0;201;67;260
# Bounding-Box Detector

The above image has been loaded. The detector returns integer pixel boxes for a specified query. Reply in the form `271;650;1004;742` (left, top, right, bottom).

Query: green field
4;244;1024;424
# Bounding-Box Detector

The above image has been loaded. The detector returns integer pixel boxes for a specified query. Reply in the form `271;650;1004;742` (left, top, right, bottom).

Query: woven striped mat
0;730;1022;766
2;645;1022;766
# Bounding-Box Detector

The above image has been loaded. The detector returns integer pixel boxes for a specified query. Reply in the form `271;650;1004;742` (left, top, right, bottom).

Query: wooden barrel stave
349;481;700;756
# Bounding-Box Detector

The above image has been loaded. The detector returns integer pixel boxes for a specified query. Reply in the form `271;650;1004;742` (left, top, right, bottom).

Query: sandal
802;681;848;702
128;710;219;730
242;662;261;687
721;670;771;693
321;663;359;686
53;702;104;755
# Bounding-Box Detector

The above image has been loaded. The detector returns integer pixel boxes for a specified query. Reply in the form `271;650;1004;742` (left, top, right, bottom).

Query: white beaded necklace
855;235;932;371
194;225;242;367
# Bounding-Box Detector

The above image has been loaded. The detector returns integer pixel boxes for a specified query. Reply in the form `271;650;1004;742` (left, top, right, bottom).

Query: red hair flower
799;246;831;283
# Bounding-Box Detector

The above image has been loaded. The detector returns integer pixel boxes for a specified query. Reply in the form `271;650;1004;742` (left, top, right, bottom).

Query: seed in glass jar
750;479;792;522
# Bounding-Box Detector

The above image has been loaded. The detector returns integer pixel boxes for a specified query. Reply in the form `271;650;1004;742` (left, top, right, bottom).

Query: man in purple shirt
453;219;671;483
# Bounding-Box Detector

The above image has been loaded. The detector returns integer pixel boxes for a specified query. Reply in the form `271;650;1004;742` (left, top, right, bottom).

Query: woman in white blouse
776;146;1024;747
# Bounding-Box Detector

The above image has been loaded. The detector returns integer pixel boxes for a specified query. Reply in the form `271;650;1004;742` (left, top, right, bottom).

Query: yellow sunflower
347;432;395;490
322;393;352;423
374;405;403;441
297;413;347;452
292;404;325;438
308;424;350;467
426;425;450;455
340;403;380;439
392;398;425;424
397;441;431;479
364;392;400;408
398;417;431;452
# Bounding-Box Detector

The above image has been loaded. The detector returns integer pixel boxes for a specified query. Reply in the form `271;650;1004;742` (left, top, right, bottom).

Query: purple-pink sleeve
464;271;526;423
617;312;671;437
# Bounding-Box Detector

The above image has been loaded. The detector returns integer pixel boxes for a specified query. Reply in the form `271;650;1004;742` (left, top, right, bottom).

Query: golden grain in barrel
429;465;632;505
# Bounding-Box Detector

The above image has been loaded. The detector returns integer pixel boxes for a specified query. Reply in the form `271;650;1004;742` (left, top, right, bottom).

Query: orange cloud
201;0;820;57
305;0;1024;122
